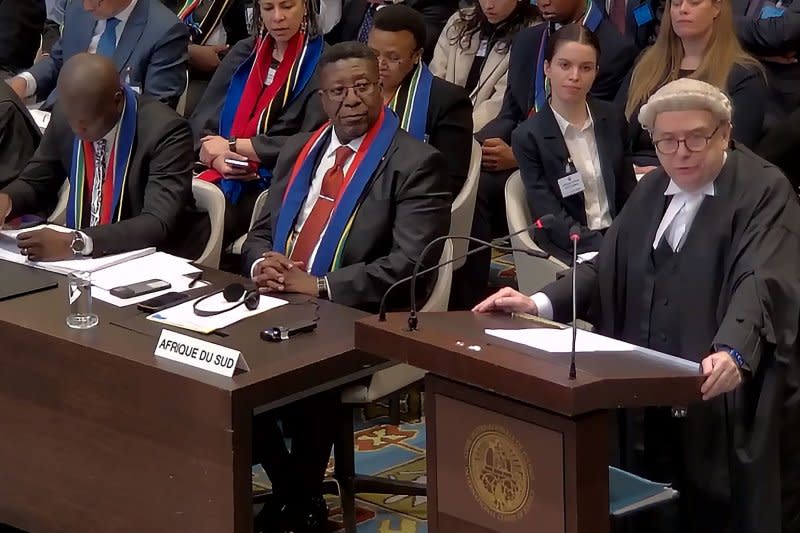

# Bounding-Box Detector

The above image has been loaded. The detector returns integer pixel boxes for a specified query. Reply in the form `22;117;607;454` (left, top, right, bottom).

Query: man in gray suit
6;0;188;110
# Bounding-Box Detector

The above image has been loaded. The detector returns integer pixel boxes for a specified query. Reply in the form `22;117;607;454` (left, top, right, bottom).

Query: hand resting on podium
472;287;538;315
473;288;742;401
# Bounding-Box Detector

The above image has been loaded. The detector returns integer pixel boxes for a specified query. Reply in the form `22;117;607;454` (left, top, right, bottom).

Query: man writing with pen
0;54;208;262
474;79;800;533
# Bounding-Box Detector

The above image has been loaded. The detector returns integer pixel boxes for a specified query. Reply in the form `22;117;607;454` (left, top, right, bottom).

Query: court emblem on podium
465;425;533;521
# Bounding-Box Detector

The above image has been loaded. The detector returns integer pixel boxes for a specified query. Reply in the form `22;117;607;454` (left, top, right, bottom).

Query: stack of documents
91;252;207;307
0;224;155;275
609;466;678;516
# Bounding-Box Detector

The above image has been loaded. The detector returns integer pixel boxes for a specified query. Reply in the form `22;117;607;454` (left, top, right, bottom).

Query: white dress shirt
250;129;364;285
551;104;612;231
531;156;724;320
20;0;140;97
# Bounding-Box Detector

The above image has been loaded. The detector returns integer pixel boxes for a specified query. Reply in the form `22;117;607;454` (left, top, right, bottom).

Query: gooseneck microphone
568;223;581;380
376;215;556;328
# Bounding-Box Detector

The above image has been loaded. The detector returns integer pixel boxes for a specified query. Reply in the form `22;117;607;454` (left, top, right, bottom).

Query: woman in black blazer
511;24;636;264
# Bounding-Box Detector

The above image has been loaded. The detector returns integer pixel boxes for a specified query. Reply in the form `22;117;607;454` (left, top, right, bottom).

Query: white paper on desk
29;109;51;131
93;279;209;307
146;292;289;334
0;225;155;274
486;327;636;353
91;252;198;290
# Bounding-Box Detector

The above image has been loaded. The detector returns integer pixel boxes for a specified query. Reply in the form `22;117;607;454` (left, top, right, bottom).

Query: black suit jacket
511;98;636;262
625;0;663;50
160;0;249;45
424;76;473;196
0;82;40;188
2;96;210;259
0;0;45;78
189;36;327;170
732;0;800;126
241;128;452;312
477;20;637;144
327;0;459;62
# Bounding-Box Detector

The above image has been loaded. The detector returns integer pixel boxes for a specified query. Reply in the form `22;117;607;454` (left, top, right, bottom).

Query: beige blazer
430;9;526;133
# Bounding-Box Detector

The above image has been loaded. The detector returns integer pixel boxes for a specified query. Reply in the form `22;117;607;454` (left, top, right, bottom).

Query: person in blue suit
6;0;189;111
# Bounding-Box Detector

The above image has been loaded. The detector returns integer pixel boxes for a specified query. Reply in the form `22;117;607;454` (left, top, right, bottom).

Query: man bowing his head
475;78;800;533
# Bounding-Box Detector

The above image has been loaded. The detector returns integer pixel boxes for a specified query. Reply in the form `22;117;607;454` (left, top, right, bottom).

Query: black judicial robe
542;145;800;532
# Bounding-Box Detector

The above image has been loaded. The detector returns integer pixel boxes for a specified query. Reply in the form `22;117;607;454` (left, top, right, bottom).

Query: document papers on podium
485;327;700;371
486;327;636;353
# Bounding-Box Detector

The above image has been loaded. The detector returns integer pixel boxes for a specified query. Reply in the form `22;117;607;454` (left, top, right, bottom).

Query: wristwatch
316;277;329;299
228;137;237;153
70;231;86;256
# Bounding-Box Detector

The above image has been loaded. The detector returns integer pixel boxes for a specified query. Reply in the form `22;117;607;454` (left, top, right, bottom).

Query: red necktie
290;145;355;269
610;0;627;34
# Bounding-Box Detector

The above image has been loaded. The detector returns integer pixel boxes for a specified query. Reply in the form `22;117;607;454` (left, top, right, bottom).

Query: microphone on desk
568;223;581;380
376;215;556;327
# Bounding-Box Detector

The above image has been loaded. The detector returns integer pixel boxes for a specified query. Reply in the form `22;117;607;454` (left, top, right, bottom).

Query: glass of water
66;271;99;329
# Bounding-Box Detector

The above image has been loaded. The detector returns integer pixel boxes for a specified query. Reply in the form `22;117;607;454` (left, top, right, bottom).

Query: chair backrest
47;181;69;225
341;239;454;405
421;239;454;312
176;69;189;117
504;171;568;294
192;180;226;268
449;139;481;271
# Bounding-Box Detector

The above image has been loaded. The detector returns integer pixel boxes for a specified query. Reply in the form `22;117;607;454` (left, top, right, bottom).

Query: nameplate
154;330;250;377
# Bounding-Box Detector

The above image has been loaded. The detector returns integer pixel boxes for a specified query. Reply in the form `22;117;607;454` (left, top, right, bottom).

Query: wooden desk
355;311;704;533
0;268;385;533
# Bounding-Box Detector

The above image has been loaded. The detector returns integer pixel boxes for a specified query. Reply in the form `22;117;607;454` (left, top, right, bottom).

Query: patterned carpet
253;418;429;533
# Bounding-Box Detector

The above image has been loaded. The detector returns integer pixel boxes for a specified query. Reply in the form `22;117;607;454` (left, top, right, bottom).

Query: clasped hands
199;135;258;180
473;287;742;400
252;251;318;296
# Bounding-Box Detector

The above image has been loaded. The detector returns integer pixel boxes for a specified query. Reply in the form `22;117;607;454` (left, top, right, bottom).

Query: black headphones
193;283;260;317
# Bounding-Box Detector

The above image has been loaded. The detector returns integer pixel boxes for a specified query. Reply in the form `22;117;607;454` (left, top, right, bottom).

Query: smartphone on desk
137;291;191;313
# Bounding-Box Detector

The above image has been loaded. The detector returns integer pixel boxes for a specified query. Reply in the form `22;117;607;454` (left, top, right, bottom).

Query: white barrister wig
638;78;732;131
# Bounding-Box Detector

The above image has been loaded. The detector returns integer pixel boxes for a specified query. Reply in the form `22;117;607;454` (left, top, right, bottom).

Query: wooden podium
355;311;704;533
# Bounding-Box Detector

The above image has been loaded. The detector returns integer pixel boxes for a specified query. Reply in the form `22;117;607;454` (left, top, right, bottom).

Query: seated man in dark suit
368;4;473;196
0;0;46;79
452;0;637;308
6;0;189;111
327;0;459;62
0;54;209;261
732;0;800;187
0;82;41;189
241;42;451;531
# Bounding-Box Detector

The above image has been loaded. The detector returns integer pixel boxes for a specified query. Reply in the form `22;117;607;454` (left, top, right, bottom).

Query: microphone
568;223;581;380
376;215;556;327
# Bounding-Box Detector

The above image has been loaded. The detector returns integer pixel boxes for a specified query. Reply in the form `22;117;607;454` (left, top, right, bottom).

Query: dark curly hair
251;0;321;39
449;1;539;55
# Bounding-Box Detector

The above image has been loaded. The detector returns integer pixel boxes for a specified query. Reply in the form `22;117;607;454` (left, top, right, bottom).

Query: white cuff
530;292;554;320
18;73;37;98
323;275;332;301
250;257;265;279
80;231;93;255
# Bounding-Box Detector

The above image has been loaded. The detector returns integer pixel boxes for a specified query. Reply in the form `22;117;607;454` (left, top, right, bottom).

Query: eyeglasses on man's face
320;80;379;102
653;125;721;155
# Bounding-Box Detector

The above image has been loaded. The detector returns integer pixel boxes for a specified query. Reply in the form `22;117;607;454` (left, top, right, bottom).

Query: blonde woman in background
616;0;765;172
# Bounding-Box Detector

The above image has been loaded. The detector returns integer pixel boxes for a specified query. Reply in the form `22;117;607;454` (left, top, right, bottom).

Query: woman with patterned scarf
189;0;326;246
